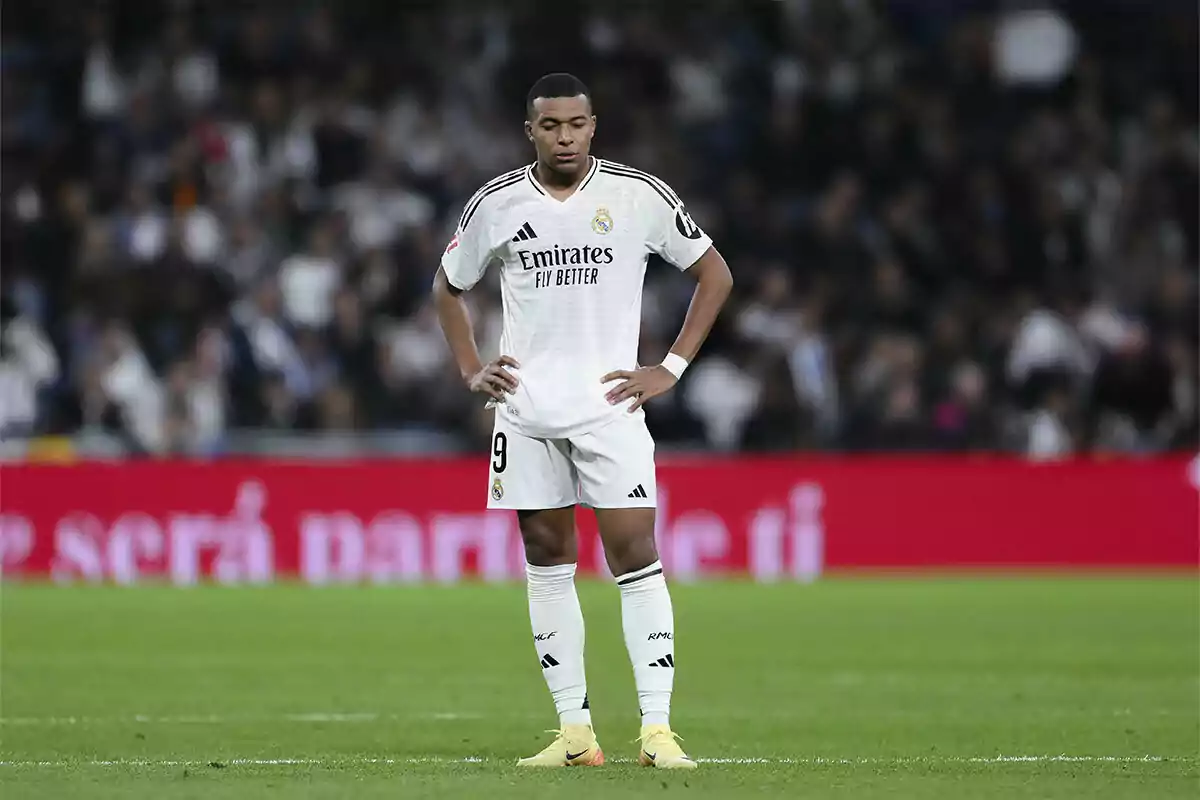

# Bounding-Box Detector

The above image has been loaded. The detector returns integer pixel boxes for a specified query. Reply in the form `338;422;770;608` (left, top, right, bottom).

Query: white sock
616;560;674;727
526;562;591;727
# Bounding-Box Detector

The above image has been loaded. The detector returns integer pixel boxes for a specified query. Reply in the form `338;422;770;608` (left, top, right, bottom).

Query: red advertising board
0;456;1195;583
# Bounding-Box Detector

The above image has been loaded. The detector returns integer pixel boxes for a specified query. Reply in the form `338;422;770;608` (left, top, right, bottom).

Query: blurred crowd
1;0;1196;457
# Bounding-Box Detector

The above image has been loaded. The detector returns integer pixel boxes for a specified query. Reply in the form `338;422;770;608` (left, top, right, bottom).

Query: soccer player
432;73;733;769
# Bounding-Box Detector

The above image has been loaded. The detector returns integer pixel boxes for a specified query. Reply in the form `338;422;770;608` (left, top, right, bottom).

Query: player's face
526;95;595;176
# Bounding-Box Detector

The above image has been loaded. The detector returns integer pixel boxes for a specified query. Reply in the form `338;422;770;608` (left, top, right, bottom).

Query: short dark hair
526;73;591;119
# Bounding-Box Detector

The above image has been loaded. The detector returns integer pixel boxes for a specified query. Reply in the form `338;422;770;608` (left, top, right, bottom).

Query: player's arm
665;245;733;363
604;198;732;411
432;218;518;401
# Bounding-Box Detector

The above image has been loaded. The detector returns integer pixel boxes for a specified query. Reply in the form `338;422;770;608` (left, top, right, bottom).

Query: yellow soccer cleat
517;724;605;767
637;724;698;770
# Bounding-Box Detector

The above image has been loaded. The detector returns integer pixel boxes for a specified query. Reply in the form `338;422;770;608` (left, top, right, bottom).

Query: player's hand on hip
468;355;520;401
601;366;677;412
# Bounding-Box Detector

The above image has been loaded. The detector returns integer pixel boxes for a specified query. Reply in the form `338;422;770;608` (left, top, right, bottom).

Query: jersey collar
526;156;599;203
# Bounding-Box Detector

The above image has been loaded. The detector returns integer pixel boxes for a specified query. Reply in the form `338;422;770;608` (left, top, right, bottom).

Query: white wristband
660;353;689;380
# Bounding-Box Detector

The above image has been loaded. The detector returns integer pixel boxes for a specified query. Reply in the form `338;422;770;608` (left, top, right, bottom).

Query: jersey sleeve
440;198;497;292
646;181;714;271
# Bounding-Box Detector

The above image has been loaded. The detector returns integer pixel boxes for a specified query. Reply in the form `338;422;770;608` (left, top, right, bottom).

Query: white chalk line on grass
8;707;1184;726
0;755;1181;768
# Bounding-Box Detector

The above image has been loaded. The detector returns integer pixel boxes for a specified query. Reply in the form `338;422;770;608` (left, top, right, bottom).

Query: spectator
235;277;305;397
94;322;165;454
787;300;838;439
1163;337;1199;448
1026;384;1076;462
931;362;996;452
1089;324;1174;452
683;338;763;451
333;162;435;254
742;358;810;452
327;288;384;426
0;302;60;436
278;222;341;329
1006;293;1092;405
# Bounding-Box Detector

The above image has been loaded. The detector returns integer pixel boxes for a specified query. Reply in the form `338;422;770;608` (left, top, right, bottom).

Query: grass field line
0;755;1183;768
5;706;1188;727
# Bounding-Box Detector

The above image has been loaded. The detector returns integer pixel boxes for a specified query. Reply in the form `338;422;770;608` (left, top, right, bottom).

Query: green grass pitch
1;577;1196;799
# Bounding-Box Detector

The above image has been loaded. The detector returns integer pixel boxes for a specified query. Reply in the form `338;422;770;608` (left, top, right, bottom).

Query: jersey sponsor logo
534;265;601;289
516;245;614;270
674;205;703;240
591;206;614;235
516;244;614;289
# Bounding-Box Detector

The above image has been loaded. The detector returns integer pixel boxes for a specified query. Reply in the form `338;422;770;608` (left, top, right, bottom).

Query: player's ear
524;120;534;141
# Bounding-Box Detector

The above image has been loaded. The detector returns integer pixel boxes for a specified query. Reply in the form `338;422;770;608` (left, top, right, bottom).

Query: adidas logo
540;653;560;670
511;222;538;242
648;654;675;668
627;484;648;499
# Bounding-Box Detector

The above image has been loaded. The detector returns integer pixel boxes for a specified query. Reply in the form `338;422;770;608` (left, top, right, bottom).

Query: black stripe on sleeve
460;174;524;230
457;167;526;229
598;167;675;209
599;161;681;205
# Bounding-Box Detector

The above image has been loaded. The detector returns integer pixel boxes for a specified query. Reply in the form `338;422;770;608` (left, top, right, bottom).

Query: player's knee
521;529;576;566
604;533;658;577
595;509;659;576
518;509;577;566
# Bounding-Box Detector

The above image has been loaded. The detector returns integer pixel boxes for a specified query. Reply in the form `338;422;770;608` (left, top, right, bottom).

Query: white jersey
442;157;713;439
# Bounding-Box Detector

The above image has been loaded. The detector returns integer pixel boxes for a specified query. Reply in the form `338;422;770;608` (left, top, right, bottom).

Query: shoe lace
531;729;567;754
632;729;684;745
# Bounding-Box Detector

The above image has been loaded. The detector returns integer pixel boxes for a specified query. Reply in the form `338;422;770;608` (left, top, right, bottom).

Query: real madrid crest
491;478;504;501
592;207;614;235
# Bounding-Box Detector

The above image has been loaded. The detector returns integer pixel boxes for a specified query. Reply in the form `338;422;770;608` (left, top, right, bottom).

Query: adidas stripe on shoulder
597;160;681;209
511;221;538;242
458;166;527;230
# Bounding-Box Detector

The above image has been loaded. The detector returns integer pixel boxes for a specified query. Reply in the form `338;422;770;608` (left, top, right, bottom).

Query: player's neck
535;157;589;196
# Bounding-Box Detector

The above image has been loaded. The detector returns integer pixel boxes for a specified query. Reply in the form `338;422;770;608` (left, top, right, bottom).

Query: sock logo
647;632;672;641
648;654;675;668
540;653;560;669
534;631;557;641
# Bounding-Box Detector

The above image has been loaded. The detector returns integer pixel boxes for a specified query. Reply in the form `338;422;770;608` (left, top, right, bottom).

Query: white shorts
486;413;657;510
